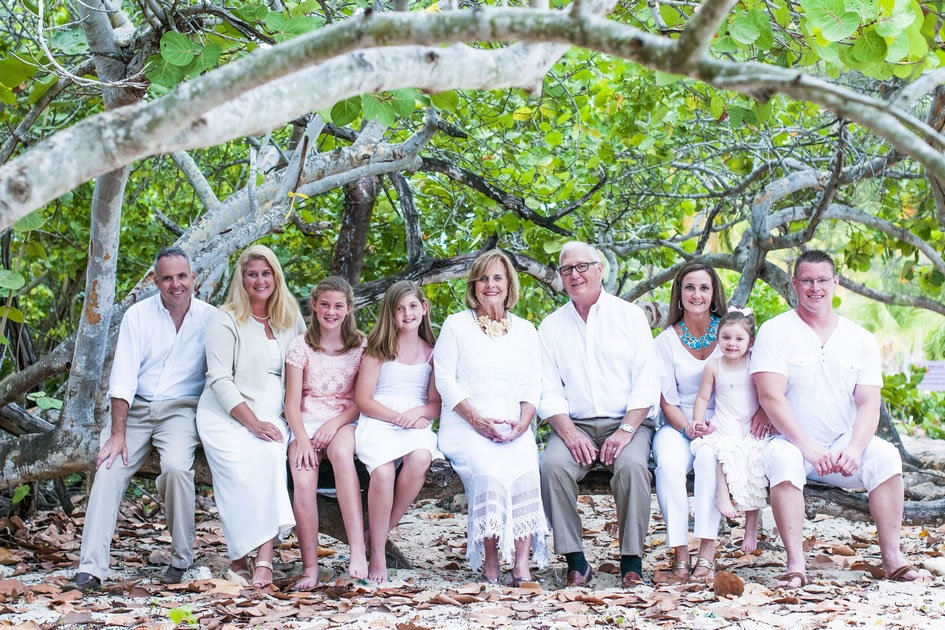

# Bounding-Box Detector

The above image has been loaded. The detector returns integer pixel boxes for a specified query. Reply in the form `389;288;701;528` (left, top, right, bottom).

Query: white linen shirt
538;291;660;420
108;294;217;405
749;310;883;446
654;326;720;425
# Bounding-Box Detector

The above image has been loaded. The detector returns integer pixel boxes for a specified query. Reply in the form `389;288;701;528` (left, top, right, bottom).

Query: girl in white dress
284;277;366;587
690;309;767;553
434;250;547;586
355;281;443;582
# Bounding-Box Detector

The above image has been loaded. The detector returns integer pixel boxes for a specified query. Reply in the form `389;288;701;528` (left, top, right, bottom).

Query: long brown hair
665;261;728;327
304;276;365;352
366;281;436;361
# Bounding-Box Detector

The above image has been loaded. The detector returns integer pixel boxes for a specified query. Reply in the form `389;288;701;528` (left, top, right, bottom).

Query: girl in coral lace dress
284;277;366;588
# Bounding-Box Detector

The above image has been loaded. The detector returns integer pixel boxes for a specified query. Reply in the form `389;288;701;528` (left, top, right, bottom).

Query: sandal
672;553;691;581
775;571;808;589
252;560;274;589
690;556;715;583
887;564;925;582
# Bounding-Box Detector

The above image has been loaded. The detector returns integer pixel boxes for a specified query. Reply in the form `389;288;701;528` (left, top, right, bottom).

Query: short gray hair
558;241;601;266
155;246;191;270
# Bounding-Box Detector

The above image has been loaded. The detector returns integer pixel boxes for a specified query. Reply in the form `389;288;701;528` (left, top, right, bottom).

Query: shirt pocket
786;354;816;387
831;358;859;394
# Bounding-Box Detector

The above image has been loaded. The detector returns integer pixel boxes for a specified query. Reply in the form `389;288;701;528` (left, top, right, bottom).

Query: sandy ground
1;481;943;629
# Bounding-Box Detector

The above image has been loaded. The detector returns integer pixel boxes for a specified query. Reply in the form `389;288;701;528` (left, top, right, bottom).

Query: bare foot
715;495;738;519
368;556;387;583
295;567;319;591
742;512;759;553
348;554;369;580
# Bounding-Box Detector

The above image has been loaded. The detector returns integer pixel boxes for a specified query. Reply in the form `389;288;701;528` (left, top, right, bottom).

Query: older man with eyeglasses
751;249;927;588
538;241;660;588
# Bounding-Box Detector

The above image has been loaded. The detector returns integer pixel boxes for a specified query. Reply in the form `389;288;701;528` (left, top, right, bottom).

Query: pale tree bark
6;0;945;225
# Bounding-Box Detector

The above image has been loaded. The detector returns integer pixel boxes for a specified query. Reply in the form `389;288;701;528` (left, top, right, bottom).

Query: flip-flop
775;571;808;588
887;564;923;582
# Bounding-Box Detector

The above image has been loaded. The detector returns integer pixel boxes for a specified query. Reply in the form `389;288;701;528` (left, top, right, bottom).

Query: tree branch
170;151;220;211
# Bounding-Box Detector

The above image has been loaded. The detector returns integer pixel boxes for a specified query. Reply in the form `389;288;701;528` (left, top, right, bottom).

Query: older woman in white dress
434;250;547;586
196;245;305;588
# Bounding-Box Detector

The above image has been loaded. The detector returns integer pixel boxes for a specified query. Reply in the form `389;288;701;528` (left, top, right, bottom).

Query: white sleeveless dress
354;359;443;474
690;359;768;510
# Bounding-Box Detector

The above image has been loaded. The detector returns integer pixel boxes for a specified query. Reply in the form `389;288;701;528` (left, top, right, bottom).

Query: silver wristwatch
617;423;635;434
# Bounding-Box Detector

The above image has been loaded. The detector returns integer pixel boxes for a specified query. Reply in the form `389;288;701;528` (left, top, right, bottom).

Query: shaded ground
1;473;944;630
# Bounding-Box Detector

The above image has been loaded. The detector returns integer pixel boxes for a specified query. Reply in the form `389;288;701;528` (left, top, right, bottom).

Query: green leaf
712;35;739;53
852;28;887;62
0;270;25;291
709;96;725;120
0;86;15;106
748;9;775;49
330;96;361;126
160;32;197;67
0;57;37;89
11;485;29;505
801;0;861;41
875;0;915;38
774;5;791;27
654;70;683;86
27;74;56;105
190;43;222;75
390;89;417;117
361;95;396;126
0;307;24;324
12;212;45;232
906;24;928;57
50;27;89;54
729;14;761;44
146;54;185;88
545;130;564;146
430;90;459;111
885;31;910;62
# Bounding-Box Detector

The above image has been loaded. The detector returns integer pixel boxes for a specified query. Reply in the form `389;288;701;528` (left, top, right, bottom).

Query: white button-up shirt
749;310;882;446
538;291;660;420
108;294;217;405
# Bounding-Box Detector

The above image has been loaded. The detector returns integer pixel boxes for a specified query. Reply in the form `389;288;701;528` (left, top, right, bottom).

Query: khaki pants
78;397;199;579
540;417;654;556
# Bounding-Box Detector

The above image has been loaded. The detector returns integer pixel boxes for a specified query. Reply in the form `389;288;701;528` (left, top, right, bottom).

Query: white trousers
652;424;722;546
764;433;902;492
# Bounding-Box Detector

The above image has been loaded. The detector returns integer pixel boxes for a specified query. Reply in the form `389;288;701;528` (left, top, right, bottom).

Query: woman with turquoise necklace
652;262;728;583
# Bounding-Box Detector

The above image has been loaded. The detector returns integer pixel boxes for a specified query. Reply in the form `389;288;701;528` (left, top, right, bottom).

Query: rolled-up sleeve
433;316;467;413
519;321;542;408
625;307;661;414
108;309;141;405
537;319;569;419
204;312;246;414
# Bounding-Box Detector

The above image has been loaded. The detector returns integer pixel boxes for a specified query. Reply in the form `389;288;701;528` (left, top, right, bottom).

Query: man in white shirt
539;241;660;588
66;247;217;592
751;249;924;588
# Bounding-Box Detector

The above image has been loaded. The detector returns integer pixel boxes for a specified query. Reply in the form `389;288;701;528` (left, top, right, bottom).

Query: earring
678;299;683;310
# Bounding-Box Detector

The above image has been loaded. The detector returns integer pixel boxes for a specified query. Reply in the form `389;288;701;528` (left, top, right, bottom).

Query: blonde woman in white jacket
197;245;304;589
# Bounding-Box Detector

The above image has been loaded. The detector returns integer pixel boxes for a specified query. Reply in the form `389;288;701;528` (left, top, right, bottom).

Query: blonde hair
224;245;300;331
464;250;520;311
366;281;436;361
305;276;365;353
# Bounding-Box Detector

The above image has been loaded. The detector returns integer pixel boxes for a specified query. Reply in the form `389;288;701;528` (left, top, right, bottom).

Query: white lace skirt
438;417;548;570
691;433;768;510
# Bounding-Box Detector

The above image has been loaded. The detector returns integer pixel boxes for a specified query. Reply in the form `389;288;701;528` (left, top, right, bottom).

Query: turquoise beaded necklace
679;314;720;350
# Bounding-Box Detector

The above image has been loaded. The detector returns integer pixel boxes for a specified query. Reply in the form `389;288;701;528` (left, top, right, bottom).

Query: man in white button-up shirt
539;242;660;588
751;249;925;588
67;248;217;592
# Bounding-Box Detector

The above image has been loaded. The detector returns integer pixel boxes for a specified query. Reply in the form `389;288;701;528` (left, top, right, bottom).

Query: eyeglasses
796;277;835;288
559;261;599;276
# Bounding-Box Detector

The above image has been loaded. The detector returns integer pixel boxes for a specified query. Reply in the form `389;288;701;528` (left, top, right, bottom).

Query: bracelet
680;425;689;438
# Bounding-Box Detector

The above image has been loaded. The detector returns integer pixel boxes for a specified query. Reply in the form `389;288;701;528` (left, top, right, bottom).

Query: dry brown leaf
831;544;855;556
802;536;818;552
396;619;431;630
0;579;25;598
418;513;452;519
851;560;885;579
713;571;744;598
59;611;95;624
560;601;588;614
0;548;22;566
810;554;836;569
429;593;462;606
597;562;619;575
713;606;748;620
516;581;541;593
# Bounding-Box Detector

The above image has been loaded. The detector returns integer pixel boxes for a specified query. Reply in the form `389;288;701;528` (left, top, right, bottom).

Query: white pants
764;433;902;492
652;424;722;545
